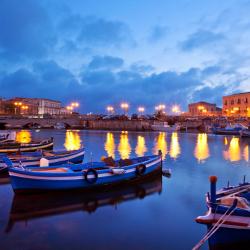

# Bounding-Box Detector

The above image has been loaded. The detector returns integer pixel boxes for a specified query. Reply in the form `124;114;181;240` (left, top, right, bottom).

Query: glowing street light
172;105;180;114
155;104;165;112
138;106;145;115
106;105;114;114
120;102;129;114
71;102;79;108
14;101;23;115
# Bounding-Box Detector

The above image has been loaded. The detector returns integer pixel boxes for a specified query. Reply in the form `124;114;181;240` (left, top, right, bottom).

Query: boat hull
9;156;162;192
0;148;85;174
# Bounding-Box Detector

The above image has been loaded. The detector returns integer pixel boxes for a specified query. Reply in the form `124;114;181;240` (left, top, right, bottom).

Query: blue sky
0;0;249;113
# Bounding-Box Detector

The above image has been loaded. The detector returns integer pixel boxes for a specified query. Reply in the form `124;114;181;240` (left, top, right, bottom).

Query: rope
192;206;236;250
217;186;250;201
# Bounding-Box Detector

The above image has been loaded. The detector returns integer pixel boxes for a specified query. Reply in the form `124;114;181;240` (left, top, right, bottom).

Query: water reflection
154;132;167;159
6;175;162;233
223;137;241;162
118;131;131;159
16;130;31;143
169;132;181;159
194;133;210;163
64;130;81;150
243;145;249;162
105;132;116;158
135;135;147;157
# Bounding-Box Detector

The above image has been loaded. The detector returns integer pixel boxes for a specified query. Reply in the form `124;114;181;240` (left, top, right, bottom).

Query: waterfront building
223;92;250;117
9;97;63;117
188;102;222;116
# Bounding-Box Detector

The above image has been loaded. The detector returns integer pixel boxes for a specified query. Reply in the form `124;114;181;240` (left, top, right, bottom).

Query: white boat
0;131;16;142
54;122;66;129
151;122;180;132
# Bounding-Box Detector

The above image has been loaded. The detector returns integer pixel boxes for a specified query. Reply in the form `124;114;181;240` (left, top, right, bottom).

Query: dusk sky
0;0;250;113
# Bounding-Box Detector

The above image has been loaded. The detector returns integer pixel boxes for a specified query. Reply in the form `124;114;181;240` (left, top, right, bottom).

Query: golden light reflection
223;137;241;162
169;132;181;159
118;131;131;159
16;130;31;143
224;137;228;146
243;145;249;162
64;130;81;150
135;135;147;157
154;132;167;159
194;133;210;163
105;132;116;158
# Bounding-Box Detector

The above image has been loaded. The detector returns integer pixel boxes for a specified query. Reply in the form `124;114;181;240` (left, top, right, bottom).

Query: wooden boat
0;137;53;153
5;173;162;232
194;176;250;250
5;152;163;192
0;147;85;174
212;123;247;136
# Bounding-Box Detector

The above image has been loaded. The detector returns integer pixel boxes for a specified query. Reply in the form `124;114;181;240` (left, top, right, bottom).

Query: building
223;92;250;117
188;101;222;116
9;97;63;117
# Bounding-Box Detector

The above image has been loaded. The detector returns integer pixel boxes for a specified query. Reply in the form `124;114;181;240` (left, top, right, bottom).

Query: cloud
148;25;168;43
0;0;56;61
180;29;225;51
87;56;124;70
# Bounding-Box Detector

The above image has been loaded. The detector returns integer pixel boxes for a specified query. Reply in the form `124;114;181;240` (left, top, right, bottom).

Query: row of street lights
106;103;182;115
66;102;80;113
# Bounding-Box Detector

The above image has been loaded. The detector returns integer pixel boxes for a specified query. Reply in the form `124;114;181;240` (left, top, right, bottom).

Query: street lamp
138;106;145;115
71;102;79;108
172;105;180;114
106;106;114;114
14;101;22;115
120;102;129;114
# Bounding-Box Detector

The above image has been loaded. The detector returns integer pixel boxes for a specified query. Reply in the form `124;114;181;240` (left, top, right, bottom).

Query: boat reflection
104;132;116;158
194;133;210;163
16;130;31;143
169;132;181;159
64;130;81;151
118;131;131;159
223;137;241;162
6;174;162;233
135;135;147;157
154;132;167;159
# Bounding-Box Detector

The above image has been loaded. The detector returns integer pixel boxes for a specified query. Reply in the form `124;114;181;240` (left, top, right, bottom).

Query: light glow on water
16;130;31;143
105;132;116;158
194;133;210;163
64;130;81;150
169;132;181;159
223;137;241;162
135;135;147;157
154;132;167;159
243;145;249;162
118;131;131;159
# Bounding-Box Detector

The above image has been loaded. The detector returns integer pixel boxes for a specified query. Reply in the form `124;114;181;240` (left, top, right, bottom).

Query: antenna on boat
90;152;93;166
243;175;246;184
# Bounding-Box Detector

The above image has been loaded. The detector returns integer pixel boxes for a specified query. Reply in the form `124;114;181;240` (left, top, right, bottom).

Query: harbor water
0;129;249;250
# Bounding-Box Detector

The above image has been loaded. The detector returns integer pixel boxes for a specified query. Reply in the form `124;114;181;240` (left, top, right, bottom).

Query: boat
194;176;250;250
0;131;16;142
212;123;247;136
240;129;250;138
151;121;180;132
5;151;163;192
5;173;162;232
54;122;66;129
0;147;85;174
0;137;53;153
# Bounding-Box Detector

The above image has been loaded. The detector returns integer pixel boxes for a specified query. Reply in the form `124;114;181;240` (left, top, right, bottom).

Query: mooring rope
192;205;237;250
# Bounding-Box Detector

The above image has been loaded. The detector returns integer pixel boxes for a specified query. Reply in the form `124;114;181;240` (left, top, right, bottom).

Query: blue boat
5;152;162;192
212;123;247;136
0;148;85;174
194;176;250;250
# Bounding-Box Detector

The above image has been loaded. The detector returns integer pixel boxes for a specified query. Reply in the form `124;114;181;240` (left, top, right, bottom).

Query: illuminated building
188;102;221;116
223;92;250;117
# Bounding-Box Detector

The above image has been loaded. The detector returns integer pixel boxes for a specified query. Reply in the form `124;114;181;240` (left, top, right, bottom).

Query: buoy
162;168;171;178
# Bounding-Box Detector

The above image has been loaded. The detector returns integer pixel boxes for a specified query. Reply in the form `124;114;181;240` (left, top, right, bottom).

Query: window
224;100;227;105
237;98;241;104
231;100;234;105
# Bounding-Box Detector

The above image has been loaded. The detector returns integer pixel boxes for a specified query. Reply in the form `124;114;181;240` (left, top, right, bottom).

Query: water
0;130;249;250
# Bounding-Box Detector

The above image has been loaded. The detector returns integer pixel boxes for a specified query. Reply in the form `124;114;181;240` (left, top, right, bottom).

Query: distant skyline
0;0;249;113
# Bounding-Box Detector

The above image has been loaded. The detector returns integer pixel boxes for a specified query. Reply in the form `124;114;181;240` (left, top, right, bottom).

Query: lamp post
138;106;145;115
106;106;114;115
172;105;180;115
120;102;129;115
14;102;22;115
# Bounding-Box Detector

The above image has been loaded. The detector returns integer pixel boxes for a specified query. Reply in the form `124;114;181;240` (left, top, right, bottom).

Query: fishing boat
0;137;53;153
5;151;163;192
0;147;85;174
193;176;250;250
151;121;180;132
212;123;247;136
5;173;162;232
240;129;250;138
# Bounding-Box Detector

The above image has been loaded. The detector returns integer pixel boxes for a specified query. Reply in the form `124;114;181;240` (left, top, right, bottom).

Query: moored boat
194;176;250;250
0;147;85;174
240;129;250;138
212;123;247;136
5;152;163;192
0;137;53;153
151;121;180;132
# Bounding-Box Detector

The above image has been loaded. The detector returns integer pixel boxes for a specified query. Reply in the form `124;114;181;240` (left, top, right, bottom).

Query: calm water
0;130;249;250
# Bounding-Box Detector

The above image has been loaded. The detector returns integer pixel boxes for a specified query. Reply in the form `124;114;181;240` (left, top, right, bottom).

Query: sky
0;0;250;113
